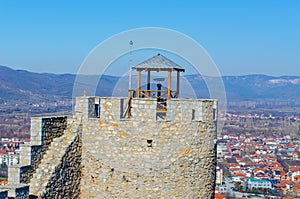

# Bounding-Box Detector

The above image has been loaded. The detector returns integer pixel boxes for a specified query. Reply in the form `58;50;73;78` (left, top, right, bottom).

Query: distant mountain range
1;65;300;105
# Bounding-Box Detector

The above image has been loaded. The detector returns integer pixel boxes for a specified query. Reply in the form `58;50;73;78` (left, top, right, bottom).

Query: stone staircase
29;121;80;197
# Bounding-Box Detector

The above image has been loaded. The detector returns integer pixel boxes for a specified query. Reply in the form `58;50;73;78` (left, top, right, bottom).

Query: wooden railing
128;90;177;99
126;89;178;117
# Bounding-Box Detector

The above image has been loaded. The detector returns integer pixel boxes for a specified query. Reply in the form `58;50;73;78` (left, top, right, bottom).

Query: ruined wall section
79;97;217;198
7;116;68;199
17;116;68;184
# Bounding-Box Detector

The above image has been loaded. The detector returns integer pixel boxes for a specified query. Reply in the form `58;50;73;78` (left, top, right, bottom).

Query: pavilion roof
132;53;185;72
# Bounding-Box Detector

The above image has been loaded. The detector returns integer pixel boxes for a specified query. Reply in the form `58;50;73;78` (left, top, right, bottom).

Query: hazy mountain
185;74;300;101
1;65;300;105
0;65;75;104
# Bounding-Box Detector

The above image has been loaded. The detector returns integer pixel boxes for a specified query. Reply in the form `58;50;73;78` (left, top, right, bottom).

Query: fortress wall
6;96;217;198
31;116;68;146
167;99;217;122
79;97;217;198
130;98;157;120
40;132;82;199
75;97;97;119
9;116;68;185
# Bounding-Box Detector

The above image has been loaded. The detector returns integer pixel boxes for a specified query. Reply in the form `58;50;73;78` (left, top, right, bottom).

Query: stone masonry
5;116;82;198
0;189;8;198
2;96;217;198
78;96;217;198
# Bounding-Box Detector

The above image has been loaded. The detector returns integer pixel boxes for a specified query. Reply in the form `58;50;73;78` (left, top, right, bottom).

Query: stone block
8;166;20;185
19;144;31;166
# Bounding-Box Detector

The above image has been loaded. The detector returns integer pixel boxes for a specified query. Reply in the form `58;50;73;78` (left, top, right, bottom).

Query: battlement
75;96;217;122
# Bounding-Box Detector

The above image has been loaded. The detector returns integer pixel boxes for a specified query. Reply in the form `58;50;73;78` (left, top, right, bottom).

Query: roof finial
129;40;133;91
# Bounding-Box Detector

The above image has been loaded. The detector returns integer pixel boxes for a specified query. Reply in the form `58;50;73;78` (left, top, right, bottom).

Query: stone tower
2;54;218;198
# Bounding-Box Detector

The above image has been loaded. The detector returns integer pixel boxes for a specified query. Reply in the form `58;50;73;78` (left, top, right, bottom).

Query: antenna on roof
129;40;133;91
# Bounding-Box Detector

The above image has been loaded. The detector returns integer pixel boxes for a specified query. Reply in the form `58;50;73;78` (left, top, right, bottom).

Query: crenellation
40;116;68;146
19;145;31;166
8;166;21;185
30;118;42;146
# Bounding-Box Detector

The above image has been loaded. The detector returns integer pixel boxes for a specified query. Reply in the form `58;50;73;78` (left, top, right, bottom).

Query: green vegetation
234;182;243;191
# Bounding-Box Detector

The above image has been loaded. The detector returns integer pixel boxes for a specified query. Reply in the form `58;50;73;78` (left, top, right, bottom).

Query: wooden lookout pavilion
128;53;185;115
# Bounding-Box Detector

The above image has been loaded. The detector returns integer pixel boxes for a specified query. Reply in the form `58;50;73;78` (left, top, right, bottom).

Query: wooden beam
137;71;141;98
168;71;171;99
177;71;180;98
147;70;151;98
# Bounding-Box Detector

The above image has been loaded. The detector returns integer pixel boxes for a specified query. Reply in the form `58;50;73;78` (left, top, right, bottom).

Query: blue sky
0;0;299;76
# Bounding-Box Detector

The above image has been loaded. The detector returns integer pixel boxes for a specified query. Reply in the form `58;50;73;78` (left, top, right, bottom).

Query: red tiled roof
292;184;300;193
234;173;246;176
214;193;226;199
0;181;8;185
290;166;300;172
274;183;286;188
227;163;239;167
230;168;241;171
0;150;6;155
294;175;300;179
245;162;257;167
281;180;296;185
283;196;294;199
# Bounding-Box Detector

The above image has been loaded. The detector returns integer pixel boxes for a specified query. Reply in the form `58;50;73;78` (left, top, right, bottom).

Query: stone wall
79;97;217;198
30;116;68;146
19;166;33;184
7;116;69;199
40;131;82;199
28;118;81;197
131;98;157;120
17;116;68;184
0;184;29;199
14;185;29;199
6;96;217;198
0;189;8;198
75;97;99;119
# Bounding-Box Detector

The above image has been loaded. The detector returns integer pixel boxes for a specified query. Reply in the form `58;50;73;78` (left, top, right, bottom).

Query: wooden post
128;90;131;99
168;71;171;99
147;70;151;98
137;71;141;98
176;71;180;98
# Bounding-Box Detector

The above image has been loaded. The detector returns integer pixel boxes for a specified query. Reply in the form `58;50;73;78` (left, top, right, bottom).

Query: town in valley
1;100;300;198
